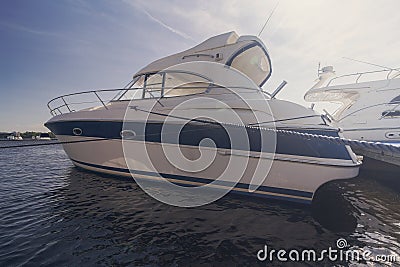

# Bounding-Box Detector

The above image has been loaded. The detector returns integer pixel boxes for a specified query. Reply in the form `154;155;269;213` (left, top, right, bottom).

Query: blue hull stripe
46;120;352;160
70;158;314;202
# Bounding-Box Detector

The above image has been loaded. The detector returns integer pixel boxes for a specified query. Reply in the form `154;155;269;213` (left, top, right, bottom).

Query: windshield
115;71;211;101
227;43;272;87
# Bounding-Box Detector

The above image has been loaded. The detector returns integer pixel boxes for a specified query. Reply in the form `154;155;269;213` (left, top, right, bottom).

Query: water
0;141;399;266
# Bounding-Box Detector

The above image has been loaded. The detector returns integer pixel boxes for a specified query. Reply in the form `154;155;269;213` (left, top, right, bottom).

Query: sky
1;0;400;132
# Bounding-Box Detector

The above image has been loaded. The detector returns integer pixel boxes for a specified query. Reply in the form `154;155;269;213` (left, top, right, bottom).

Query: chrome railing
334;101;400;122
326;68;400;87
47;85;271;116
47;88;142;116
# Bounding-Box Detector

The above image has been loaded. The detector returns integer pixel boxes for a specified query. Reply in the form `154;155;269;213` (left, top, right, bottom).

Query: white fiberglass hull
340;127;400;144
56;135;359;204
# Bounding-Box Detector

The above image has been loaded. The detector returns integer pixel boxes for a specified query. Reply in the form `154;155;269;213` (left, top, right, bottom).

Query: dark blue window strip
45;120;351;160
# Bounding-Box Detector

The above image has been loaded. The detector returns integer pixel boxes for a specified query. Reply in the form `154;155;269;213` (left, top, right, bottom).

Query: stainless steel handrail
326;68;400;87
335;101;400;122
47;87;143;116
47;68;274;116
47;84;270;116
182;54;215;60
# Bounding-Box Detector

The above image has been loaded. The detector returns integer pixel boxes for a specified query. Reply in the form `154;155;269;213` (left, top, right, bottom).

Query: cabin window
227;44;271;87
382;95;400;118
389;95;400;104
143;73;163;99
163;72;210;97
382;110;400;117
117;75;145;100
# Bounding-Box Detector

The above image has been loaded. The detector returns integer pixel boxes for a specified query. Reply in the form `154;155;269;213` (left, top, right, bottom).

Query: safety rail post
386;70;393;80
94;92;108;110
355;73;362;83
61;97;72;112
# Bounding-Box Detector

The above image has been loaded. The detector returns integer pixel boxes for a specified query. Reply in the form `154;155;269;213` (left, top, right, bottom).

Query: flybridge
134;31;273;87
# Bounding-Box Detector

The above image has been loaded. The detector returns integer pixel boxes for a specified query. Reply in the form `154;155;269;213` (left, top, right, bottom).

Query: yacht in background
35;133;52;140
305;66;400;165
7;132;23;140
45;32;360;204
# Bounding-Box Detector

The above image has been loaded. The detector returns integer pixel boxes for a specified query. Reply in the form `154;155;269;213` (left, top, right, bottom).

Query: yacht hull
341;127;400;143
53;134;359;204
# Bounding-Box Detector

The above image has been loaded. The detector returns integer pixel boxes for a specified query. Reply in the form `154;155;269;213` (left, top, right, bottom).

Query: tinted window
382;110;400;117
117;76;144;100
118;71;211;100
389;95;400;104
143;73;163;98
163;72;210;97
228;44;271;86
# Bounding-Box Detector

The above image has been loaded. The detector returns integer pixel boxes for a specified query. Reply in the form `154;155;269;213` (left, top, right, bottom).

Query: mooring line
130;107;400;155
2;107;400;156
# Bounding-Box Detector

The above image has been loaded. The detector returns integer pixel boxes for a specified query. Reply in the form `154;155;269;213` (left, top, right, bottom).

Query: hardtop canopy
134;31;272;87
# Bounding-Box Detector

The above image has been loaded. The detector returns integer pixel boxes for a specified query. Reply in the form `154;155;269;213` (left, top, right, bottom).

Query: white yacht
45;32;360;204
305;66;400;165
35;133;52;140
7;132;23;140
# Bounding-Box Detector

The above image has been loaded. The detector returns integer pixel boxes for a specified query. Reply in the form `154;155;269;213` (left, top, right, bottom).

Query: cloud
155;1;399;92
0;21;62;38
122;0;195;42
68;0;400;108
140;7;195;42
0;21;90;47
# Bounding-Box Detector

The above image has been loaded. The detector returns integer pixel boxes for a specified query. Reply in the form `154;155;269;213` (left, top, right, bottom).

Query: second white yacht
305;66;400;165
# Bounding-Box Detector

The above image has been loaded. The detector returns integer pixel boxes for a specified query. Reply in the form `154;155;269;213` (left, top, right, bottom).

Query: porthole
386;131;400;139
120;130;136;139
73;128;82;136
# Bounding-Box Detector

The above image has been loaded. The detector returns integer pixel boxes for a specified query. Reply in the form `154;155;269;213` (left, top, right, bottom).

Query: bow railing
326;68;400;87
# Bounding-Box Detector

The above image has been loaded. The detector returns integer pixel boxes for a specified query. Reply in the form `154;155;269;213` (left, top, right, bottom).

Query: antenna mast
258;1;280;37
342;57;400;71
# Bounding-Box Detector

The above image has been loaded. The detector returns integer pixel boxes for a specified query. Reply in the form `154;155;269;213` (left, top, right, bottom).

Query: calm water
0;141;399;266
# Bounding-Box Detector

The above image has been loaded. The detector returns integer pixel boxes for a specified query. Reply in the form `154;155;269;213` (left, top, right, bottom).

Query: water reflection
312;181;358;233
45;168;361;265
0;143;399;266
